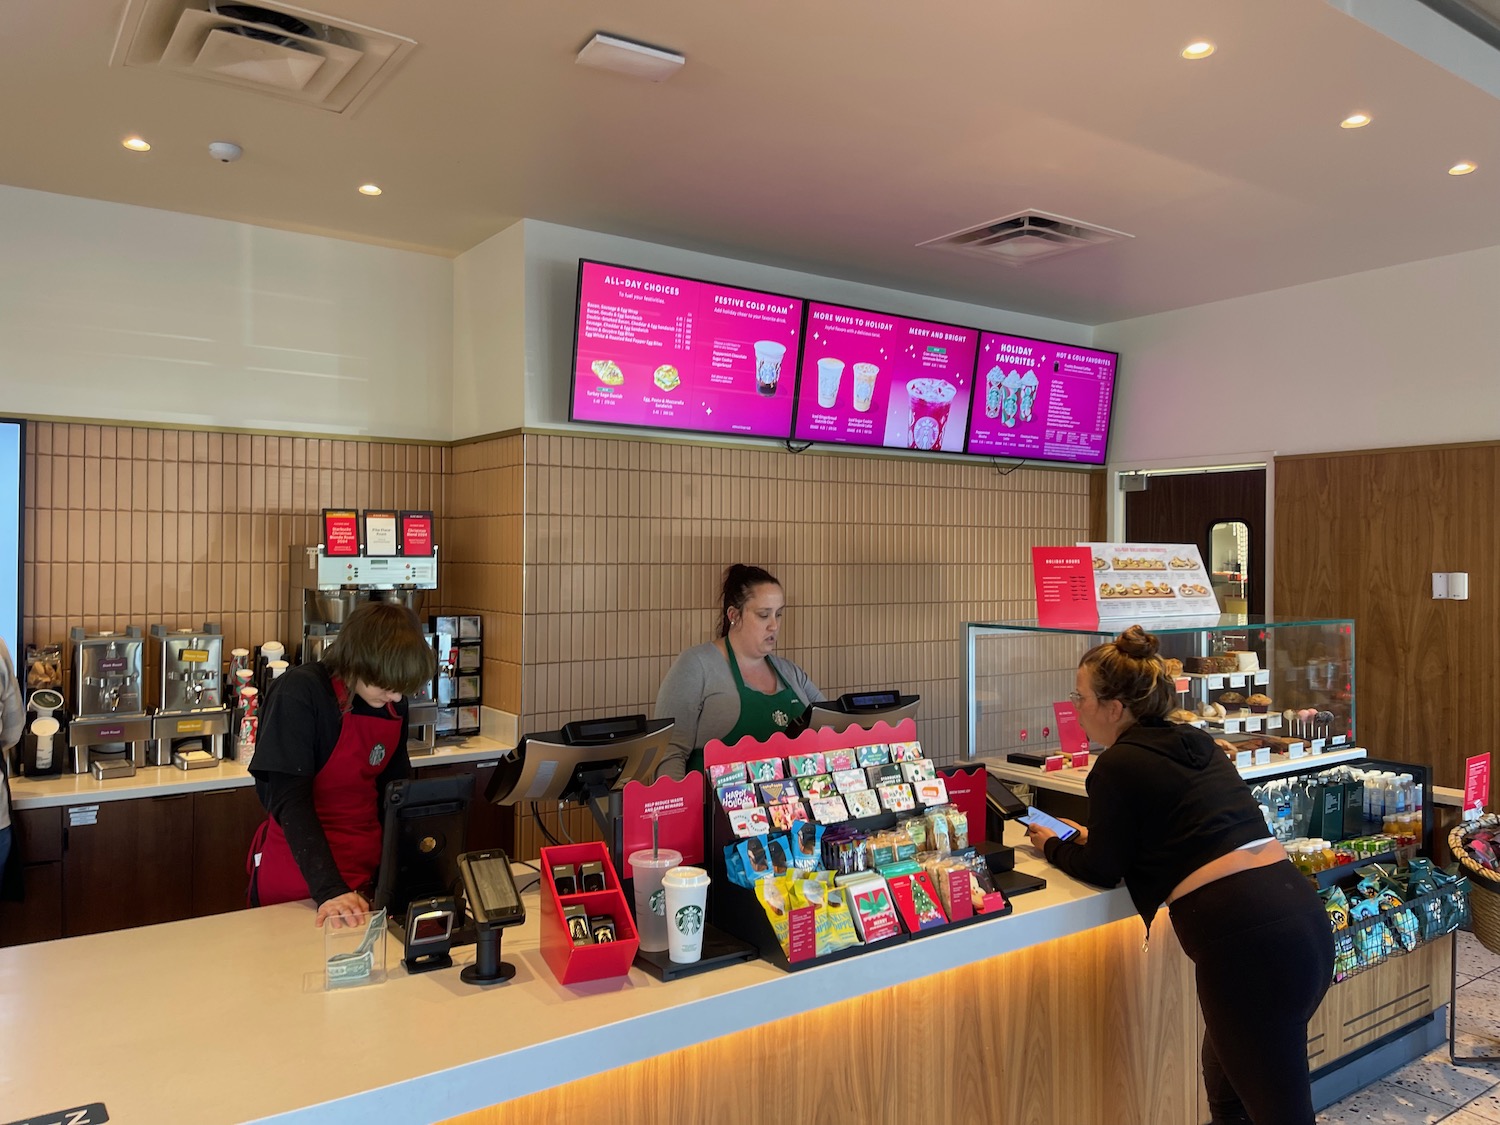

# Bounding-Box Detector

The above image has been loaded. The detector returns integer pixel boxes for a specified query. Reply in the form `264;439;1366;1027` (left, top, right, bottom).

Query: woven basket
1450;816;1500;954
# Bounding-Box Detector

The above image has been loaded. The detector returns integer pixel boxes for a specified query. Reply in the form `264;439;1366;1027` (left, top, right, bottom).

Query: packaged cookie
902;816;927;853
924;808;952;854
946;807;970;851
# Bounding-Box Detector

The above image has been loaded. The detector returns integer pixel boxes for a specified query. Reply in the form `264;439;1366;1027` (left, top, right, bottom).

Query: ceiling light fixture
576;32;685;82
1181;41;1215;60
358;184;383;196
1340;113;1371;129
1449;162;1478;175
122;136;151;151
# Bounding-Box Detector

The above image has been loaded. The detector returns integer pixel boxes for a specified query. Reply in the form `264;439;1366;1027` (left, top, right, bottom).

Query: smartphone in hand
1017;806;1078;842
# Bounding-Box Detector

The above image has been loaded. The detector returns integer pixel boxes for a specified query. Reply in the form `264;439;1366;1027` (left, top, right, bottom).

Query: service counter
1;815;1451;1125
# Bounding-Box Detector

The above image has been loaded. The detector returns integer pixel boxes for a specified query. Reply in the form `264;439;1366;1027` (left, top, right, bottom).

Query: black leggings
1169;861;1335;1125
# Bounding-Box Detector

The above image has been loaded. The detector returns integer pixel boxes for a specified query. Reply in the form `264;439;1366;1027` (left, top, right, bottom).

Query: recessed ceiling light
1340;113;1371;129
358;184;383;196
1181;41;1215;60
122;136;151;152
576;32;686;81
1449;162;1478;176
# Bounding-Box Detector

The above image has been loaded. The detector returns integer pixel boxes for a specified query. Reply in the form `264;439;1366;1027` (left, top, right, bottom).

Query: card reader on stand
457;850;525;985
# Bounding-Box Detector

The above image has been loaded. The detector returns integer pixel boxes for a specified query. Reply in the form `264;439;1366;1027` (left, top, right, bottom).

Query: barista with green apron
654;564;824;782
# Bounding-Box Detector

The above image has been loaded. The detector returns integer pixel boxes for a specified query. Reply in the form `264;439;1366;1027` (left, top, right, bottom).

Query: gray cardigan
652;641;823;780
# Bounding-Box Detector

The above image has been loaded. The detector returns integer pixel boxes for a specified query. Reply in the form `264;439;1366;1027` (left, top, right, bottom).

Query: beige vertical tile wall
443;435;525;715
22;422;448;666
524;433;1094;768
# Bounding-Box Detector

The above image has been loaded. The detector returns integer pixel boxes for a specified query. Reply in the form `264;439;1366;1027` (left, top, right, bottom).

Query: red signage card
322;509;360;556
621;774;705;866
787;904;818;963
400;510;434;556
939;766;988;846
1031;546;1100;628
945;868;974;921
1465;753;1491;818
1052;701;1091;755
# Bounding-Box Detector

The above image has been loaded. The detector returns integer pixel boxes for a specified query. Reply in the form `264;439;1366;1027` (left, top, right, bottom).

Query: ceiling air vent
110;0;416;114
919;210;1133;267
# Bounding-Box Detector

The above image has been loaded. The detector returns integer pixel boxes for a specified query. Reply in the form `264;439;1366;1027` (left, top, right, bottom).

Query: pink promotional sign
570;261;804;439
793;302;978;452
966;332;1117;465
1465;753;1491;818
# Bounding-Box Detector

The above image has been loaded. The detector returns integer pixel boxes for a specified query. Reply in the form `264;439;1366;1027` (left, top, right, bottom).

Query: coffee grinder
150;623;230;767
67;626;151;777
288;545;440;754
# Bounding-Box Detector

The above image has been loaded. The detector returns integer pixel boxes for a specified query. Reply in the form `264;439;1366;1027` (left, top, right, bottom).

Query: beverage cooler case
961;615;1433;859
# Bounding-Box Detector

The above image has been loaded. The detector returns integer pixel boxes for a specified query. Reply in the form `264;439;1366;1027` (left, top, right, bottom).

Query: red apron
249;676;401;906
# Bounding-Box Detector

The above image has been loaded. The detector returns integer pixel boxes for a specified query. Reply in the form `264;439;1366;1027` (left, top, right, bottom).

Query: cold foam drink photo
906;378;957;450
1019;369;1039;422
816;358;845;409
754;341;786;396
852;363;879;412
1001;371;1021;428
985;366;1004;419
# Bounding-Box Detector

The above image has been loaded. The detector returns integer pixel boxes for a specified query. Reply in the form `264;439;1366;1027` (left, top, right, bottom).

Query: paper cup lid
662;866;711;888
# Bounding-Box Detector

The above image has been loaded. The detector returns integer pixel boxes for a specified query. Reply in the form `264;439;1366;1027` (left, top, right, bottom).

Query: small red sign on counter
323;509;360;556
1465;753;1491;820
787;904;818;963
939;766;988;845
1052;701;1090;755
400;510;434;556
621;773;705;866
1031;546;1099;629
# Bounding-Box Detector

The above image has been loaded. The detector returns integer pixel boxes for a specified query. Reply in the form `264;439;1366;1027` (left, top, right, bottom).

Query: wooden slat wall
1275;444;1500;787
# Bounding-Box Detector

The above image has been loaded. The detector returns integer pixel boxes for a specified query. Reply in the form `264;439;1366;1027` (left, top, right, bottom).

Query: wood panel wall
1276;444;1500;787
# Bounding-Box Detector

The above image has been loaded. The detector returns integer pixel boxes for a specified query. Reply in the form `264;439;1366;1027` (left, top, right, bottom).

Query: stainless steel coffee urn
150;623;231;766
287;546;440;754
67;627;151;775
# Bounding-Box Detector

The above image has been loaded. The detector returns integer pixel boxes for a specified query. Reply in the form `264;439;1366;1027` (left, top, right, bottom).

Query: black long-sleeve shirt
1043;717;1269;931
249;663;410;904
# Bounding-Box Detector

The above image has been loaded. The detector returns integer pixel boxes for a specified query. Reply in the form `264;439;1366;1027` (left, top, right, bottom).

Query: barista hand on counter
1032;625;1333;1125
653;564;823;781
247;602;435;927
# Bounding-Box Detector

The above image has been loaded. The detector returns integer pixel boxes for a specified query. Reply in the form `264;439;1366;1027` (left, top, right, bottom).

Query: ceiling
3;0;1500;324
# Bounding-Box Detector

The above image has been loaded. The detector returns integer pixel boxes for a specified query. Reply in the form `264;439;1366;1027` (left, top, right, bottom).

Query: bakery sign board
1465;753;1490;821
1078;542;1221;619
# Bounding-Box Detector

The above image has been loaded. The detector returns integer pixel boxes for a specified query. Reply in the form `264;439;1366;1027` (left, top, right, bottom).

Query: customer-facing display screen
569;261;805;439
792;303;979;452
966;333;1118;465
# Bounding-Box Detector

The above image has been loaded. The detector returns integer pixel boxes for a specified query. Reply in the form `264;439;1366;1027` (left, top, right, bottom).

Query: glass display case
962;615;1356;765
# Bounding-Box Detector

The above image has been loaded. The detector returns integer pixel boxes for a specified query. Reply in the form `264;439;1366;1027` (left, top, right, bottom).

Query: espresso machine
67;627;151;777
150;623;230;767
288;545;440;754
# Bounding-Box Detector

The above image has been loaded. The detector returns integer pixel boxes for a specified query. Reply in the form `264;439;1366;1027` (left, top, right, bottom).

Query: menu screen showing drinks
966;333;1117;465
792;303;979;452
570;261;805;439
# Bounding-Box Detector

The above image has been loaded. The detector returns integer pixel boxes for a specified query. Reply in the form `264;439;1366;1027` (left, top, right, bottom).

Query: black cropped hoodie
1043;717;1270;935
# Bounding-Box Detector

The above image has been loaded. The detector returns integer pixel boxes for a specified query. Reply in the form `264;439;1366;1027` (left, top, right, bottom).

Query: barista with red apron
247;602;435;926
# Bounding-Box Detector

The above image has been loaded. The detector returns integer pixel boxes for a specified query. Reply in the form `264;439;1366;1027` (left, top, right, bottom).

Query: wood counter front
0;823;1448;1125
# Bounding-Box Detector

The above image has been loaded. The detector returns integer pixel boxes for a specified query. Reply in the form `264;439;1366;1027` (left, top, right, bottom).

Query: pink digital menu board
965;333;1118;465
792;303;979;452
570;261;805;439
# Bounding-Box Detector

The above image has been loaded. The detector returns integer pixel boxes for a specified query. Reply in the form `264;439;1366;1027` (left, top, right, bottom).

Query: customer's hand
316;890;370;928
1023;822;1056;852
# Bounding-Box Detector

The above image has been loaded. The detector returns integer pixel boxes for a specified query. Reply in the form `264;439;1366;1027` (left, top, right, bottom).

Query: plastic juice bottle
1319;839;1337;871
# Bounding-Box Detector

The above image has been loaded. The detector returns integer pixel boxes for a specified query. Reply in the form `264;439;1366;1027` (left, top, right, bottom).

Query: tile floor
1317;931;1500;1123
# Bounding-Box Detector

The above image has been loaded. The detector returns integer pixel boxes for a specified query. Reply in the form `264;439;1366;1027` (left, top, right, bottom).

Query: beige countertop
0;821;1130;1125
9;735;517;810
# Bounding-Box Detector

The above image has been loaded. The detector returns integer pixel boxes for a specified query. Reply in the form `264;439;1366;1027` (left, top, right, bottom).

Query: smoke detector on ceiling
919;210;1133;266
110;0;416;114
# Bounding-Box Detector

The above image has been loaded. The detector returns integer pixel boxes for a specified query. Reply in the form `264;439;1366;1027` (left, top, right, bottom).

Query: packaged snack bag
924;809;952;855
789;871;860;955
766;834;793;876
946;806;970;851
738;835;774;881
902;816;928;853
790;821;824;870
1358;874;1419;952
755;873;792;955
1349;896;1391;967
1322;887;1358;981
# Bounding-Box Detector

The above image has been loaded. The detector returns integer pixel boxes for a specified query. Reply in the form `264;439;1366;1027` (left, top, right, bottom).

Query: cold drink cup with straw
662;865;712;963
629;817;681;953
754;341;786;396
906;378;957;450
816;358;845;409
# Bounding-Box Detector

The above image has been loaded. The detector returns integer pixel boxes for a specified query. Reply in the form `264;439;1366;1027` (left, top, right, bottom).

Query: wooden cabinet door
0;861;64;946
192;786;266;917
62;795;194;936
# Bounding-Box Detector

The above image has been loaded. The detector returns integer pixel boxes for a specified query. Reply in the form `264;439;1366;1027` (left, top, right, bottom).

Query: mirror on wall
1209;519;1250;614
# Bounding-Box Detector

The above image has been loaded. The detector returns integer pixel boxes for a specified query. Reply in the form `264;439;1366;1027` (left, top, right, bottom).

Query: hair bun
1114;624;1160;660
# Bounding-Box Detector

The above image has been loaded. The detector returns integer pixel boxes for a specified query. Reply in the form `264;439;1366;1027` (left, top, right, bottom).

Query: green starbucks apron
685;645;804;776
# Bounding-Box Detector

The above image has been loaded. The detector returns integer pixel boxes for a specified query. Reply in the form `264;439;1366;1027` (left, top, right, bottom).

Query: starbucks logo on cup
650;888;665;917
674;904;704;935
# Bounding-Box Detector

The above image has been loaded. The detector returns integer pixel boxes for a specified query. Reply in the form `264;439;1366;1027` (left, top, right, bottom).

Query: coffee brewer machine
288;546;440;754
150;623;230;767
66;627;151;777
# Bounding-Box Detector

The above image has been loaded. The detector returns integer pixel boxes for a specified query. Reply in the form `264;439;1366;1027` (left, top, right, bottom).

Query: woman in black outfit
1024;625;1335;1125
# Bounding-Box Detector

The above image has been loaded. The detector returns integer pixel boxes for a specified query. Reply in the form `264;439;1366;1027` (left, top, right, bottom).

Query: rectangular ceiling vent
919;209;1133;266
110;0;416;114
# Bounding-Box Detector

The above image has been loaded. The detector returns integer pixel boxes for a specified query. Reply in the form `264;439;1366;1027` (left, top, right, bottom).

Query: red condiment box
539;842;640;985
